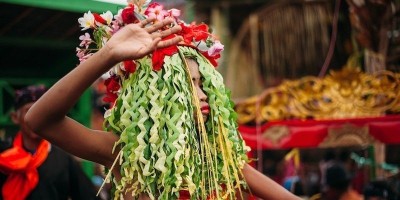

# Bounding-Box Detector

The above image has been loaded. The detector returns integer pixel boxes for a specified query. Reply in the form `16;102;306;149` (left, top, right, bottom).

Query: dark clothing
0;145;98;200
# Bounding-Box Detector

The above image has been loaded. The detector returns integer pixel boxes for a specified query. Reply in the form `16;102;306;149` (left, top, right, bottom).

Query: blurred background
1;0;400;199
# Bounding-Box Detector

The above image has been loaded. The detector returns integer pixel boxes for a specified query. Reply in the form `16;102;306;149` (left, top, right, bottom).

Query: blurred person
24;1;302;199
363;180;397;200
311;163;363;200
0;85;98;200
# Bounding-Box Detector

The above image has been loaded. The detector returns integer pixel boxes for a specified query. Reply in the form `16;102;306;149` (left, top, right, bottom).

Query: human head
186;58;209;122
77;2;249;199
325;164;352;191
11;85;47;140
101;45;249;199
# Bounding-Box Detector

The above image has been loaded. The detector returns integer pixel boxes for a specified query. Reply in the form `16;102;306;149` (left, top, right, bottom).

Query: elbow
24;106;46;136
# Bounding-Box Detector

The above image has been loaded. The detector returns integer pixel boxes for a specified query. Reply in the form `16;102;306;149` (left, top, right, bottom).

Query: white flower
114;9;123;24
101;11;113;25
207;40;224;57
78;11;95;30
195;41;209;52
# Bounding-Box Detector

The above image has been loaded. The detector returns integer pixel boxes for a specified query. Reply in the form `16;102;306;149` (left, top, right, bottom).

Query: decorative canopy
239;115;400;149
235;66;400;125
235;66;400;149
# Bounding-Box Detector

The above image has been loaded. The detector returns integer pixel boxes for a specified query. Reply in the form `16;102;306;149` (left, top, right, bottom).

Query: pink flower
76;48;85;58
145;3;168;21
168;9;181;18
76;48;93;63
79;53;93;63
207;40;224;57
78;33;92;47
111;20;121;33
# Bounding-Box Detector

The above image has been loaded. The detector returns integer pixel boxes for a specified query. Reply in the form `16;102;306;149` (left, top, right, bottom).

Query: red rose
121;5;138;24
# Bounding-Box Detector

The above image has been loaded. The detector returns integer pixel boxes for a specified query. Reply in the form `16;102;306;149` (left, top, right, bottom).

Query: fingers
138;16;156;28
144;18;175;33
152;25;182;39
156;36;183;49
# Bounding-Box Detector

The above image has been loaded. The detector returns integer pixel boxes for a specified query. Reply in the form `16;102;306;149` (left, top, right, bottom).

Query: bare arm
25;18;182;168
242;164;302;200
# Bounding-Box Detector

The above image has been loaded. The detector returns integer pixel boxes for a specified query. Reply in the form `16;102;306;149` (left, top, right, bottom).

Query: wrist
100;43;119;67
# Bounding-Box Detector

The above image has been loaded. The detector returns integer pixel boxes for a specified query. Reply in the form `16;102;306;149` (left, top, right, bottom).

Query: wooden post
374;142;386;179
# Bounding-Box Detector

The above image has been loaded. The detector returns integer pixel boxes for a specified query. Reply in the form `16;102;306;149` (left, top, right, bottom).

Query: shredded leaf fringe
103;46;249;199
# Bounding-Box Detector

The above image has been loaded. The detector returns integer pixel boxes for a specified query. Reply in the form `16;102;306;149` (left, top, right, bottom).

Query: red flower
93;13;107;24
201;51;220;67
123;60;136;73
103;92;118;104
151;35;179;71
179;23;210;45
121;5;138;24
192;24;209;41
104;75;120;93
103;75;120;104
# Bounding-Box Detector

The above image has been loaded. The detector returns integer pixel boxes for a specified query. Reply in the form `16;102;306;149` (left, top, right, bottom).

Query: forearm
242;164;301;200
26;47;115;133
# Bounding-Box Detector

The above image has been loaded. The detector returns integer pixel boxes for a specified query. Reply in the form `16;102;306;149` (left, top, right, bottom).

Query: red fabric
179;190;190;200
369;121;400;144
239;115;400;149
0;132;50;200
152;36;178;71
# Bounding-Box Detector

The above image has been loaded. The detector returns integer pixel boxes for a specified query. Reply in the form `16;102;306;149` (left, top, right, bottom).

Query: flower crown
76;0;224;105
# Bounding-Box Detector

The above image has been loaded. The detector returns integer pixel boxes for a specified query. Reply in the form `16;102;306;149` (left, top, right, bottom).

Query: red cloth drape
0;132;50;200
239;115;400;149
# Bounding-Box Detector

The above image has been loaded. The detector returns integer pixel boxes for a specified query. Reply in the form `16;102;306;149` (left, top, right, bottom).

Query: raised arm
243;164;302;200
25;18;182;168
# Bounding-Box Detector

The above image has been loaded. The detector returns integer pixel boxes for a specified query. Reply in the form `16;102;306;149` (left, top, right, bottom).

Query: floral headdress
76;1;249;200
76;0;224;107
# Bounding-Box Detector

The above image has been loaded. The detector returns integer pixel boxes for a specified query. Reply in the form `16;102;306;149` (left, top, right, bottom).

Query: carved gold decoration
319;123;375;148
262;125;290;146
235;67;400;124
